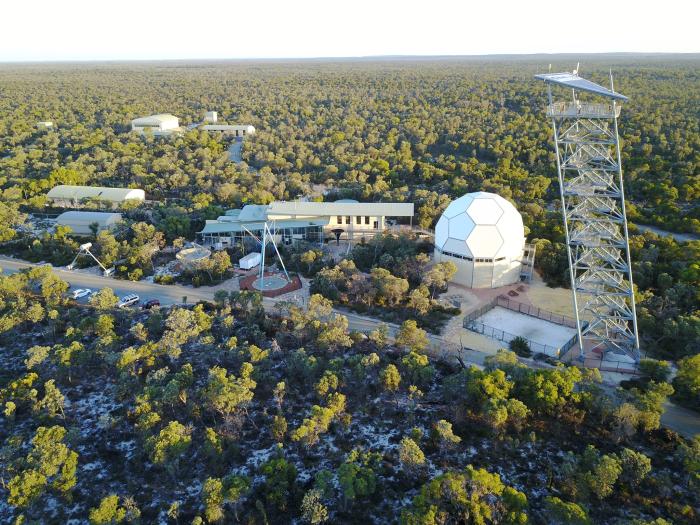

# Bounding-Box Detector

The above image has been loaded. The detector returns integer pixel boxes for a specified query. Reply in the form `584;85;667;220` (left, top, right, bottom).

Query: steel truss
539;73;640;362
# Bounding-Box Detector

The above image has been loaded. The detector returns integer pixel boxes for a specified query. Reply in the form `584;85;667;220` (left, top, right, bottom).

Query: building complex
197;199;414;248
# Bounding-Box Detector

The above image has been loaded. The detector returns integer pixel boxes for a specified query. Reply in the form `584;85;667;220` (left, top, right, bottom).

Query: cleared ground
473;306;577;355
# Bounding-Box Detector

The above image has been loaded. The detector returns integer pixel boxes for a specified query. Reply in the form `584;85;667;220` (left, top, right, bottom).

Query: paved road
634;224;700;243
228;139;243;163
2;256;696;437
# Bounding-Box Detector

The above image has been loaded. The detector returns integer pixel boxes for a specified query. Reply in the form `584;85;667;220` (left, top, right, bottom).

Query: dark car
141;299;160;310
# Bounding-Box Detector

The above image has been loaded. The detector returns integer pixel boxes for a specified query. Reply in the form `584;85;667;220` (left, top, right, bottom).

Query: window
365;216;370;225
346;216;351;225
337;216;342;224
356;216;361;225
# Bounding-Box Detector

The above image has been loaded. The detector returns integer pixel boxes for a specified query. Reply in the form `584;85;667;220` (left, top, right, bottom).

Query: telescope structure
535;71;640;362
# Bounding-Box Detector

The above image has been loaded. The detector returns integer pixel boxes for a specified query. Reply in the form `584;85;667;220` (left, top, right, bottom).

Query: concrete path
228;140;243;163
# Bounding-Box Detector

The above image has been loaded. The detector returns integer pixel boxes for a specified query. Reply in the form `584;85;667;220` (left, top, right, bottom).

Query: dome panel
466;225;503;258
447;213;475;241
443;237;472;257
467;198;504;225
494;207;525;258
434;216;450;249
442;194;474;219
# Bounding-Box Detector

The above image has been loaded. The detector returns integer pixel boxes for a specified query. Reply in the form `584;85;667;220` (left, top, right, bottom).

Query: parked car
141;299;160;310
117;294;140;308
71;288;92;299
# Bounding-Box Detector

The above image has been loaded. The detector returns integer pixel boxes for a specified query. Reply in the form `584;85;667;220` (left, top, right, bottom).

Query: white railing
547;102;620;119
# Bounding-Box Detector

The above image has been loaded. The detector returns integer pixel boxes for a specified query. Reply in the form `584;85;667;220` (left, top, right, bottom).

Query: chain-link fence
463;296;580;358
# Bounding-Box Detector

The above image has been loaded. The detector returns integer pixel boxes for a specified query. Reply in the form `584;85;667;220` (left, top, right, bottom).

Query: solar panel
535;72;628;101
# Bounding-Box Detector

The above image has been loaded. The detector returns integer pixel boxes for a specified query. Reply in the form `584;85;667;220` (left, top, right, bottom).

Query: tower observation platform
535;70;640;364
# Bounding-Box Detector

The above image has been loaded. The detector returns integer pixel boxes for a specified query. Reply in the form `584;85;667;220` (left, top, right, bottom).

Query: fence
463;296;580;358
464;296;577;328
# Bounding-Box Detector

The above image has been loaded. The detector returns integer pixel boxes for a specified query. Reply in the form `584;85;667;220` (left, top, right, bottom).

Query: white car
71;288;93;299
117;294;140;308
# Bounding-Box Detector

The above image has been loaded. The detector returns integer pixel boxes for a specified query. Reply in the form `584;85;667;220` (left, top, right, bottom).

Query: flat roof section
199;217;329;235
268;201;414;217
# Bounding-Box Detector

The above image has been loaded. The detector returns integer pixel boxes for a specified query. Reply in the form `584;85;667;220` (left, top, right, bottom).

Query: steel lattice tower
535;71;640;363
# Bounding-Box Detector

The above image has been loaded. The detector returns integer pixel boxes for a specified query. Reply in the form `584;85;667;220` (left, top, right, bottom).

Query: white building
56;211;123;236
131;114;181;135
37;121;53;129
434;192;530;288
197;199;414;248
47;185;146;208
204;111;218;123
201;124;255;137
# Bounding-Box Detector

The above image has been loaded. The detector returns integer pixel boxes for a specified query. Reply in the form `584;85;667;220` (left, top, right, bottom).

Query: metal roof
534;72;628;101
47;185;145;202
238;204;269;222
199;217;329;235
56;211;123;225
131;114;179;125
267;201;414;217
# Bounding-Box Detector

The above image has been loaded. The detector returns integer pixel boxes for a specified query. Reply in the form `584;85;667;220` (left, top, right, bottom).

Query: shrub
509;336;532;357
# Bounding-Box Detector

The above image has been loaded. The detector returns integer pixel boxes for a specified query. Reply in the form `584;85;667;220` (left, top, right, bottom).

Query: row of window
335;215;374;226
435;246;506;263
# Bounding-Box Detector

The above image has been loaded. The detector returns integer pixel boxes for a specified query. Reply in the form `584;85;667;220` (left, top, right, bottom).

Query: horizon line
1;51;700;65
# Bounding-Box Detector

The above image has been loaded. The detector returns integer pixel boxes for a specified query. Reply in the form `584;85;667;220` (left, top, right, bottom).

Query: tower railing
546;102;621;119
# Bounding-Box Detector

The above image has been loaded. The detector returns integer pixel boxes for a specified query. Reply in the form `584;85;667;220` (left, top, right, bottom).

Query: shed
56;211;123;236
47;185;145;207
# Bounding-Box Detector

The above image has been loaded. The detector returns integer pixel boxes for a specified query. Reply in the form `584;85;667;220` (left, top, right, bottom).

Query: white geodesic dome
435;192;524;259
434;192;525;288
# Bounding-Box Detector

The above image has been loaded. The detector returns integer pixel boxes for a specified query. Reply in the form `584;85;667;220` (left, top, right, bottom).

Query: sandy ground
522;271;577;317
474;306;577;350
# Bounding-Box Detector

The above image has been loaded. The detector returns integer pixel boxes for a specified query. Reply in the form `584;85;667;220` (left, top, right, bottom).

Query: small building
56;211;122;236
201;124;255;137
131;114;181;136
239;252;261;270
197;199;414;248
433;192;530;288
204;111;218;123
37;121;54;129
47;185;146;208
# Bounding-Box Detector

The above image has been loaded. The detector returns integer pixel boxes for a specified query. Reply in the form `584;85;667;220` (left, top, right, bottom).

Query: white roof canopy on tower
534;72;628;101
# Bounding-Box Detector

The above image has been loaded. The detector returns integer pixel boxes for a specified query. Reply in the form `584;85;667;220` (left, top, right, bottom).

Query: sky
2;0;698;62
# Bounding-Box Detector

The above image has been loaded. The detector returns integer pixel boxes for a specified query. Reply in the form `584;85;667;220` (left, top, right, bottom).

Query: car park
117;294;140;308
71;288;92;299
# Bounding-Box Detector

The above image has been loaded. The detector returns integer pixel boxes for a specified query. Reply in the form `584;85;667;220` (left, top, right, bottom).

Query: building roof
56;211;122;223
47;185;145;202
534;72;628;101
267;201;414;217
238;204;269;222
199;217;329;235
131;114;179;125
201;124;255;132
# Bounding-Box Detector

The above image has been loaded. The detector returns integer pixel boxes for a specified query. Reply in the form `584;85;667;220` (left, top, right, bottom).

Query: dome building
434;192;526;288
